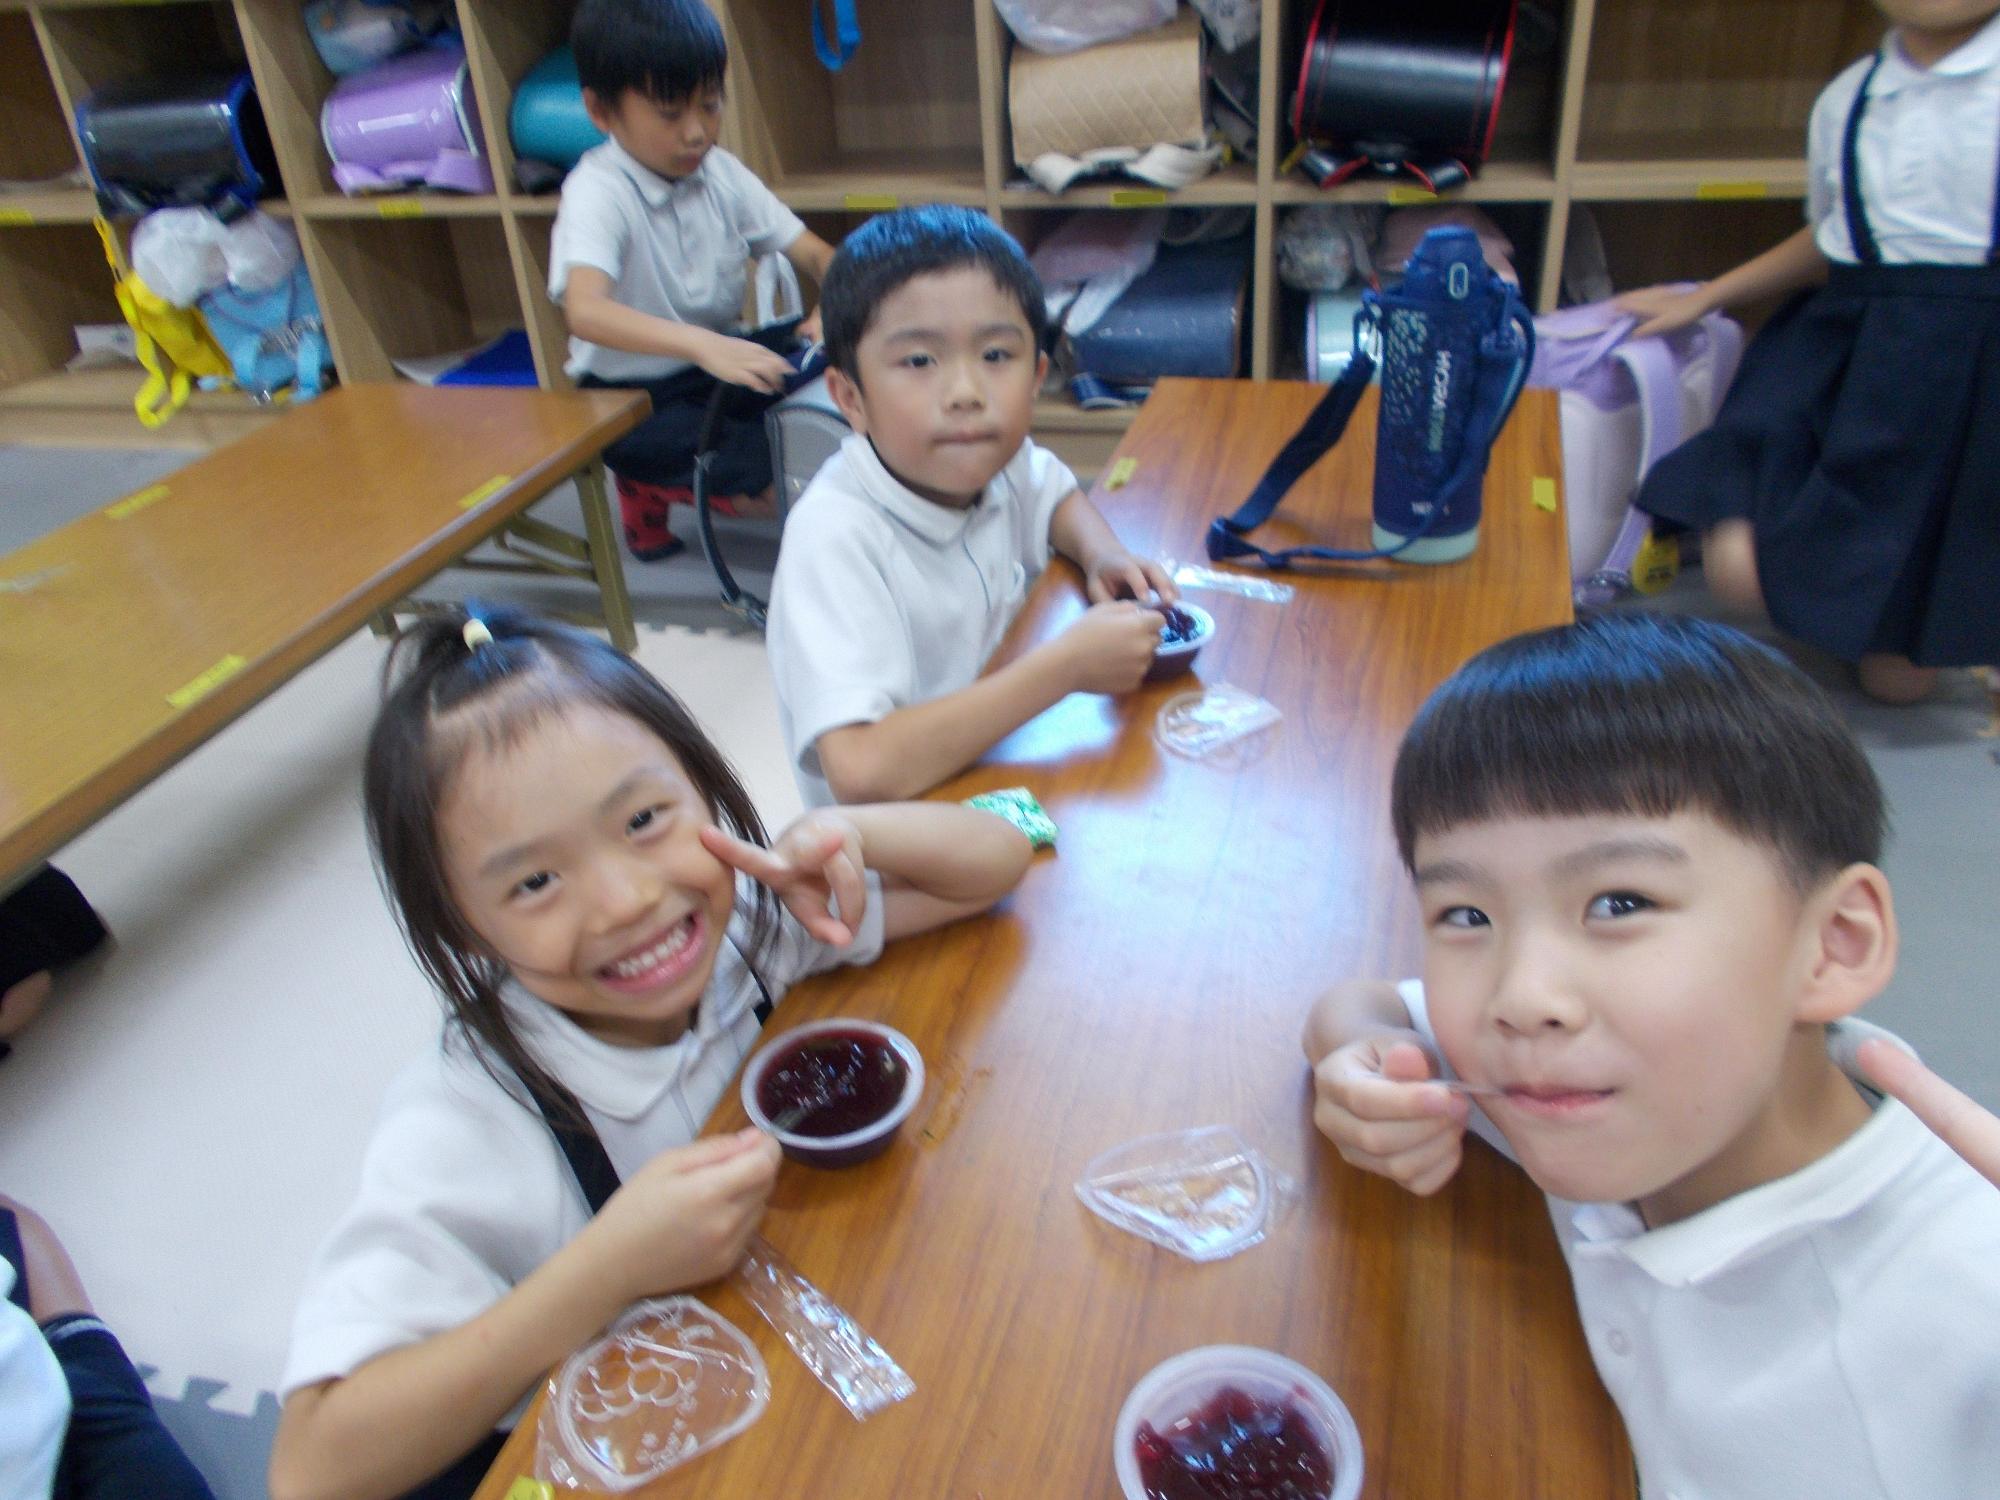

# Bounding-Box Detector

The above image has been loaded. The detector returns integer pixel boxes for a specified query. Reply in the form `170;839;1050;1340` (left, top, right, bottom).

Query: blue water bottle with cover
1207;225;1534;569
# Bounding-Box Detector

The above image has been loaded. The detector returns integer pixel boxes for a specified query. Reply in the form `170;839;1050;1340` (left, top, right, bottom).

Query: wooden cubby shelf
0;0;1891;472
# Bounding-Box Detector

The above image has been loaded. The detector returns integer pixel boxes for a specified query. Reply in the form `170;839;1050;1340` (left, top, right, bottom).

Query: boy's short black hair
1391;613;1885;890
572;0;727;107
820;206;1047;380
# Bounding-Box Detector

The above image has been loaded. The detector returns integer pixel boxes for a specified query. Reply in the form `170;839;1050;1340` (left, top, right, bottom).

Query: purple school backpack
1528;294;1743;607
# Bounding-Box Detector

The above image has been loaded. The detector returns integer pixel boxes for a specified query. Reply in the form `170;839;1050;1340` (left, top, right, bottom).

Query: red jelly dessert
754;1028;908;1138
1133;1385;1334;1500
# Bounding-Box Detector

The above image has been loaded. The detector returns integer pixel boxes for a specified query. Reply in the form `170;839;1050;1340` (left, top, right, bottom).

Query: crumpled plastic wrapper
1076;1125;1297;1261
732;1236;915;1421
1154;684;1283;765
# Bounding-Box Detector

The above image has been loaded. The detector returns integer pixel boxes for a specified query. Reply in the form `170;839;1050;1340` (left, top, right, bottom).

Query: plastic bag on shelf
995;0;1175;53
1275;204;1380;293
1190;0;1259;52
130;208;231;309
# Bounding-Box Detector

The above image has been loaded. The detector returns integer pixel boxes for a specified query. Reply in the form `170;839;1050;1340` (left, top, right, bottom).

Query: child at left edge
551;0;836;561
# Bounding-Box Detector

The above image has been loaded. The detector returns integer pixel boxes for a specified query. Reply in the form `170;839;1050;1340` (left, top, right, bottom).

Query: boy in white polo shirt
1304;613;2000;1500
766;207;1174;807
551;0;836;561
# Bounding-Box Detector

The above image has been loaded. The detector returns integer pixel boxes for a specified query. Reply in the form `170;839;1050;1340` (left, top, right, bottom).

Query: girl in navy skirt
1618;0;2000;704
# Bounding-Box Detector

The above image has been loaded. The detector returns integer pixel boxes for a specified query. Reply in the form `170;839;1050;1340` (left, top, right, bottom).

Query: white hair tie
462;618;494;650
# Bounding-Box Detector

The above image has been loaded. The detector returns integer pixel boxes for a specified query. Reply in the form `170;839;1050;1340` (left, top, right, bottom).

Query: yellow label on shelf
1105;457;1139;490
376;198;426;218
1278;142;1309;177
168;654;248;710
1632;529;1680;594
1110;188;1169;208
1388;185;1440;205
0;209;35;227
1530;476;1558;513
456;474;515;510
107;484;171;519
843;193;899;211
1696;180;1769;200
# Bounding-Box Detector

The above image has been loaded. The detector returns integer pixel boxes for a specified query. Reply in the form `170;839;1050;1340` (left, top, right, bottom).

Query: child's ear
1795;862;1898;1024
1034;348;1050;388
827;367;868;434
582;88;616;134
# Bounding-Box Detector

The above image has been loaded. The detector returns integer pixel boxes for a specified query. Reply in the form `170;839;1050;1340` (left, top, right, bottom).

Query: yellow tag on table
1110;188;1169;208
1695;180;1769;201
1105;457;1139;490
376;198;426;218
107;484;171;519
1530;476;1558;514
456;474;514;510
168;655;247;710
1632;528;1680;594
843;193;899;211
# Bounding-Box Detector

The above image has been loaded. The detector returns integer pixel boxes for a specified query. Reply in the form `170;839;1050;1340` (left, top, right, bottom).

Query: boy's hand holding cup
1056;601;1164;694
1312;1033;1471;1196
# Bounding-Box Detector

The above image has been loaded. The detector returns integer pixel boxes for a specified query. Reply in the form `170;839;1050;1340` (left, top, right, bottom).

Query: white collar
840;431;989;546
1879;10;2000;90
1562;1019;1929;1284
603;136;707;209
499;976;720;1124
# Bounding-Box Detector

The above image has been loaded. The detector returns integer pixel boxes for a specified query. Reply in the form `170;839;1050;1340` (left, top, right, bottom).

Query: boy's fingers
1859;1039;2000;1183
1379;1042;1438;1084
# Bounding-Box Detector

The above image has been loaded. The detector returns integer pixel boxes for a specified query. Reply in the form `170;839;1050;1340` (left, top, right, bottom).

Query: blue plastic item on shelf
510;46;606;173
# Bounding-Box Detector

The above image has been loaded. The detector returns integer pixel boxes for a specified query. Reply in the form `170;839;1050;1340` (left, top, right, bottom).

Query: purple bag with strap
1528;292;1744;607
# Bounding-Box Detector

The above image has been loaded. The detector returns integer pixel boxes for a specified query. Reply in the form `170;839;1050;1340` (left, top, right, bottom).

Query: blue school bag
197;262;331;404
1208;225;1534;566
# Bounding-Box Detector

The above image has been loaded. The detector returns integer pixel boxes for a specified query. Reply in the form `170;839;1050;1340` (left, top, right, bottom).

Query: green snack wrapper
964;786;1057;849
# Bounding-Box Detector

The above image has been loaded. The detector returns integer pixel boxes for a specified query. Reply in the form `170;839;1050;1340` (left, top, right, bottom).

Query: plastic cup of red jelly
1113;1345;1363;1500
740;1018;925;1169
1146;601;1215;684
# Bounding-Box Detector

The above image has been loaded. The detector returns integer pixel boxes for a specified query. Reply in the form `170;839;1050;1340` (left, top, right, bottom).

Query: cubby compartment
234;0;500;211
1570;197;1804;326
304;213;524;381
1274;0;1564;203
0;12;89;219
727;0;986;209
991;1;1261;209
0;222;116;385
1273;200;1550;382
1572;0;1880;193
454;0;577;207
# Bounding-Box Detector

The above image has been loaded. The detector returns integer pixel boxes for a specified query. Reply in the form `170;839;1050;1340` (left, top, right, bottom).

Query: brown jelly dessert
755;1028;908;1138
1133;1385;1334;1500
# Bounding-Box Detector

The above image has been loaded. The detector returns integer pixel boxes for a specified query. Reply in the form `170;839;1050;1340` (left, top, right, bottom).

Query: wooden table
477;379;1634;1499
0;384;646;885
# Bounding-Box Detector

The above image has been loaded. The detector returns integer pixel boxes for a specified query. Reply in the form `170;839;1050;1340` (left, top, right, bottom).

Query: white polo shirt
280;876;884;1405
549;138;805;383
1808;13;2000;265
765;433;1079;807
0;1265;67;1499
1399;980;2000;1500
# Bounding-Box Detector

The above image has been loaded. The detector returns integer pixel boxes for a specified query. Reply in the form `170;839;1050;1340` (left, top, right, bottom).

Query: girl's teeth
607;919;691;978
